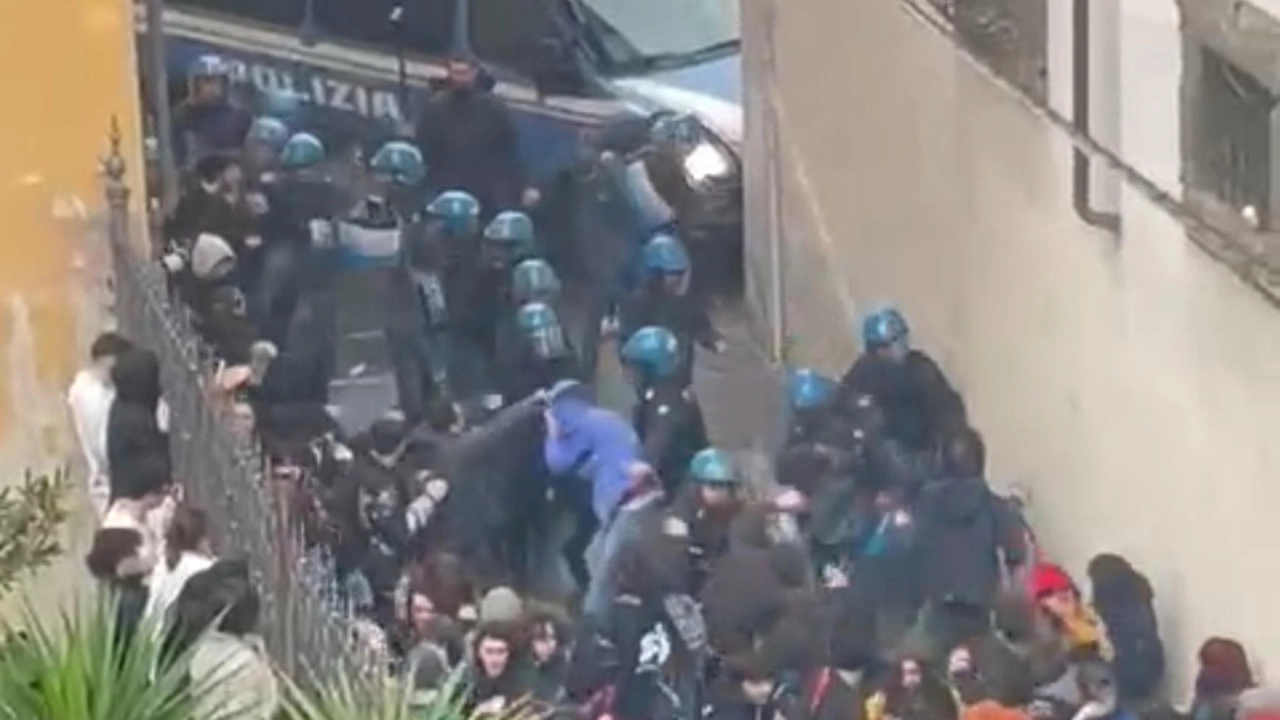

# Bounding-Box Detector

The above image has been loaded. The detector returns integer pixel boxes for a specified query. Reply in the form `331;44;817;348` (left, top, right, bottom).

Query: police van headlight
683;141;733;186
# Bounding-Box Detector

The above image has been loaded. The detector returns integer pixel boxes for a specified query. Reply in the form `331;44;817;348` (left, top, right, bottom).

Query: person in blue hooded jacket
541;379;654;622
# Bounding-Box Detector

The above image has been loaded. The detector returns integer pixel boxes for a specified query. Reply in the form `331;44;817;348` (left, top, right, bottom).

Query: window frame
1180;0;1280;233
464;0;566;81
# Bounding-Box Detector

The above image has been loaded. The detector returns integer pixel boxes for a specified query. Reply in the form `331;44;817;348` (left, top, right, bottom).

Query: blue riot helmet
641;233;690;274
483;210;538;264
278;131;326;170
189;54;232;101
640;232;691;295
511;259;562;305
245;116;289;173
426;190;481;237
516;301;569;360
788;368;838;412
261;89;302;121
369;140;426;187
861;306;910;362
247;116;289;149
689;447;738;486
619;325;681;387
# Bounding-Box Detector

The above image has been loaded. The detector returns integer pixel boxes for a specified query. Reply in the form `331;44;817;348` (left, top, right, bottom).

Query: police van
139;0;742;242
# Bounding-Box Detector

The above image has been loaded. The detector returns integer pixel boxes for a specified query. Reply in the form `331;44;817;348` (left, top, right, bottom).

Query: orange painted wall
0;0;144;469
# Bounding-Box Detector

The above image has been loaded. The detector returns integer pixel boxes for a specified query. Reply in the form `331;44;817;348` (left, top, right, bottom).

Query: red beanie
1031;563;1074;599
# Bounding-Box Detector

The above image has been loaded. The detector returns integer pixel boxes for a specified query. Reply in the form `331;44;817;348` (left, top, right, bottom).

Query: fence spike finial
102;115;127;184
102;115;130;214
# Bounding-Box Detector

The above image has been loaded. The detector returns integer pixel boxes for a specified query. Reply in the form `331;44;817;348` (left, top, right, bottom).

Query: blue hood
544;394;641;521
548;393;595;435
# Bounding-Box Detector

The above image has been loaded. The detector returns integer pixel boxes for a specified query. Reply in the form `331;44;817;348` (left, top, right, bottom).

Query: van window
170;0;305;27
314;0;456;57
468;0;559;75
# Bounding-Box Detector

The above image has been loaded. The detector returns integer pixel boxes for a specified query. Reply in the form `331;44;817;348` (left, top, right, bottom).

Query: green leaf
0;593;223;720
0;467;71;600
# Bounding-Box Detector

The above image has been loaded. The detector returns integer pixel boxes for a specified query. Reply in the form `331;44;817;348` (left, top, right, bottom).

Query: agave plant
0;595;222;720
278;668;540;720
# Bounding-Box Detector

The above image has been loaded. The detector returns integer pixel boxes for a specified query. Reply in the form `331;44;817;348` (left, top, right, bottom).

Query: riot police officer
785;368;840;447
172;54;253;167
256;131;340;346
499;301;582;404
672;447;744;589
424;190;482;307
836;306;967;455
242;116;290;181
619;233;722;387
339;139;426;271
467;210;540;362
386;206;453;425
495;259;565;393
421;190;486;395
367;139;427;221
511;258;563;306
619;325;709;493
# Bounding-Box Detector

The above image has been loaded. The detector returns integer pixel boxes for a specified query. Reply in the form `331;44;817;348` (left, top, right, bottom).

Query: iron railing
100;119;386;685
1187;46;1275;228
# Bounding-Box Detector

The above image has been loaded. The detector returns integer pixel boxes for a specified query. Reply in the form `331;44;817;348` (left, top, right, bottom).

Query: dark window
169;0;305;27
314;0;456;57
468;0;559;74
927;0;1048;102
1188;47;1276;226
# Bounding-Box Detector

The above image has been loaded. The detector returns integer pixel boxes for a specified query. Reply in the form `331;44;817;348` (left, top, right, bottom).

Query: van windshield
578;0;740;73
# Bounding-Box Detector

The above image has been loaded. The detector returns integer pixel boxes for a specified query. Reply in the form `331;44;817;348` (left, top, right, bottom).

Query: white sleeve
67;381;101;480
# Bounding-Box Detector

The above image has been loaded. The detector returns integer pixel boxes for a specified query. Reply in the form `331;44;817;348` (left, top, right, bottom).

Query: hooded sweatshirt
191;232;237;281
106;350;168;500
914;476;1023;609
544;384;642;522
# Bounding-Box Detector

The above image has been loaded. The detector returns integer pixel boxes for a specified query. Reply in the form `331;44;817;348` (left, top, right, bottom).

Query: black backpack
1096;596;1165;699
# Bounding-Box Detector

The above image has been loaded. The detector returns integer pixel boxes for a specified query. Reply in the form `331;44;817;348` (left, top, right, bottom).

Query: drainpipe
763;0;787;365
1072;0;1121;232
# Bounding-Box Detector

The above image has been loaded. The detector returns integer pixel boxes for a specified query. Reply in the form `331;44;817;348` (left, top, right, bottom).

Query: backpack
1097;597;1165;699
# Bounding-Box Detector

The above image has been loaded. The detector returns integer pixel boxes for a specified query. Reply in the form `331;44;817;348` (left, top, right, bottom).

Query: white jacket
144;551;215;625
67;370;113;517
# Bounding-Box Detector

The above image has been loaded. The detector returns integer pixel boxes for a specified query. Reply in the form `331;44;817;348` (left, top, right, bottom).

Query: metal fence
99;121;386;685
1186;45;1275;228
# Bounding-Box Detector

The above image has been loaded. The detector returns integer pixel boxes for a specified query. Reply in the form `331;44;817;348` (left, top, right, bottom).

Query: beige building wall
745;0;1280;693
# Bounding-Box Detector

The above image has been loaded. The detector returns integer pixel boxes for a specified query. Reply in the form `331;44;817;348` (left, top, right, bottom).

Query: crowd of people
64;49;1276;720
